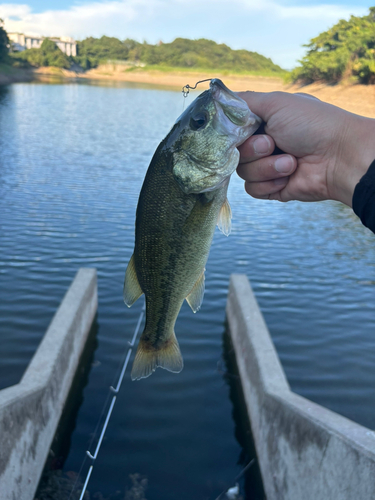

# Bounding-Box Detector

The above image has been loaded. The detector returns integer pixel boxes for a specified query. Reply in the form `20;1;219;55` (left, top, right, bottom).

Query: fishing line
181;78;213;111
66;301;251;499
67;303;145;500
213;459;255;500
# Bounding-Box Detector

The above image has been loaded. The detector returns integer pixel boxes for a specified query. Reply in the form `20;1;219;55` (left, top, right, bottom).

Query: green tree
0;19;9;62
136;38;284;73
41;38;70;68
73;35;285;74
10;38;70;68
292;7;375;84
76;36;139;68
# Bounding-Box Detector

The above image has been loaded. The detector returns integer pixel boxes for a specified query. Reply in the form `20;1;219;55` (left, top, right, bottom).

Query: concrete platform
0;268;98;500
226;274;375;500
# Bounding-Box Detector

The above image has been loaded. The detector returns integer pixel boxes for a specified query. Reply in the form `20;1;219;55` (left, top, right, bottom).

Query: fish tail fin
131;332;183;381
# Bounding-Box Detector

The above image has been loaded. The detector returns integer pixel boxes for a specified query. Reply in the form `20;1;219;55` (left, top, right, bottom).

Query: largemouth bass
124;79;260;380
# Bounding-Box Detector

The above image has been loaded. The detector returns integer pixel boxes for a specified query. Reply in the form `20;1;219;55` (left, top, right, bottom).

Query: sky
0;0;372;69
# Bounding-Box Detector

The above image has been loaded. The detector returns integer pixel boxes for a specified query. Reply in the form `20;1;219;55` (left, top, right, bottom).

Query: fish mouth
209;78;261;142
210;78;235;94
210;79;245;122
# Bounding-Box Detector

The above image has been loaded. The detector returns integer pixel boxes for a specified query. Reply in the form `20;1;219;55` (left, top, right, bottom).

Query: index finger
238;134;275;163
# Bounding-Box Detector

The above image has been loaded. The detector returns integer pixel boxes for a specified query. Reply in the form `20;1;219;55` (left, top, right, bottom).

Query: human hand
236;91;375;207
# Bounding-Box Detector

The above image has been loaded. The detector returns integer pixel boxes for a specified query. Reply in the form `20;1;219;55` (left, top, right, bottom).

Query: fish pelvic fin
123;254;143;307
131;332;183;381
186;269;205;313
217;198;232;236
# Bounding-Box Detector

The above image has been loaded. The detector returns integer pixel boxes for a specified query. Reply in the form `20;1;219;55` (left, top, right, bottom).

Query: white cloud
0;0;368;68
261;2;364;20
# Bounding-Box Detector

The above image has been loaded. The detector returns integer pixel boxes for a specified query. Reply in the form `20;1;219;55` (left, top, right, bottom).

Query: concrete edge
226;273;375;500
0;268;98;500
22;268;97;388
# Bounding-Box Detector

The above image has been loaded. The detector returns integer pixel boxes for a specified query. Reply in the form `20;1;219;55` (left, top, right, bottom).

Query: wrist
331;114;375;207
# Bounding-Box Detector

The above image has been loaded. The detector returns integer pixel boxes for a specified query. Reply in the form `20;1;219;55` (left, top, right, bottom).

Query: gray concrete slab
226;273;375;500
0;268;98;500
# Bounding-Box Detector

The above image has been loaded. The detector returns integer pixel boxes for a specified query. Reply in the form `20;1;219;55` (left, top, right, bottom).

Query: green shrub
75;36;137;68
10;38;70;69
292;7;375;84
0;19;9;62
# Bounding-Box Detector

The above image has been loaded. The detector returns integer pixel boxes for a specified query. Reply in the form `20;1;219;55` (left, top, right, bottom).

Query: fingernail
253;136;270;154
275;156;294;173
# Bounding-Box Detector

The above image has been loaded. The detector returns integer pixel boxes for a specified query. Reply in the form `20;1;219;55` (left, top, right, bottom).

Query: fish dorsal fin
123;254;143;307
186;269;205;313
217;198;232;236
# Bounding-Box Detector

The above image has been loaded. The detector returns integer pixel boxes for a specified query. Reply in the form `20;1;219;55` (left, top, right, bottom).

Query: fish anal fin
123;254;143;307
131;333;183;381
186;269;205;313
217;198;232;236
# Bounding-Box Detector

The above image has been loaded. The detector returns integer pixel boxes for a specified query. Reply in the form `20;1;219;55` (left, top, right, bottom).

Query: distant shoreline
35;66;375;119
33;65;287;92
2;64;375;118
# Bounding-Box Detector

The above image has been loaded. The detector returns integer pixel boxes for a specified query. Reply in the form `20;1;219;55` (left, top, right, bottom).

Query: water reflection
0;85;9;105
33;74;185;92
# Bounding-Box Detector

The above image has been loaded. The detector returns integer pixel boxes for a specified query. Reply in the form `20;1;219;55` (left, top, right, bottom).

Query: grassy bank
123;64;289;78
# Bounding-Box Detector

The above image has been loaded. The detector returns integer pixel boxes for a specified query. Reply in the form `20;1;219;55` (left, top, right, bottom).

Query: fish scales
135;143;226;345
124;79;261;380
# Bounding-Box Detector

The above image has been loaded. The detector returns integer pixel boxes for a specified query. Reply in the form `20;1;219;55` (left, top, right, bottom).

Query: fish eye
190;112;208;131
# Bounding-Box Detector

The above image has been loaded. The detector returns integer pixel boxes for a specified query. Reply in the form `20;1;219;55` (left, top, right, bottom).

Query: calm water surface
0;82;374;499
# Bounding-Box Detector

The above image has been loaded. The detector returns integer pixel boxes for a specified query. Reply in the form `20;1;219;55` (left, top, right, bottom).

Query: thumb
237;91;273;122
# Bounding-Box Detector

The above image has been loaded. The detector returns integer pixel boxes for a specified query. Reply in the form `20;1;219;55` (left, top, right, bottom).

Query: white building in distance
8;33;77;57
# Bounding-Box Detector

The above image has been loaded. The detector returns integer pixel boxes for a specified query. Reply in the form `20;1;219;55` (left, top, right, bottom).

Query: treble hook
182;78;213;97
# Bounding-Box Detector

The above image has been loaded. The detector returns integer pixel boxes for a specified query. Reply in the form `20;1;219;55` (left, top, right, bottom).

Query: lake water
0;82;374;500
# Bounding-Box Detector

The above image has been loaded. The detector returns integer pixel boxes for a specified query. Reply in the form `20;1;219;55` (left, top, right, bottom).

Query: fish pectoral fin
217;198;232;236
186;269;205;313
131;333;184;381
123;254;143;307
